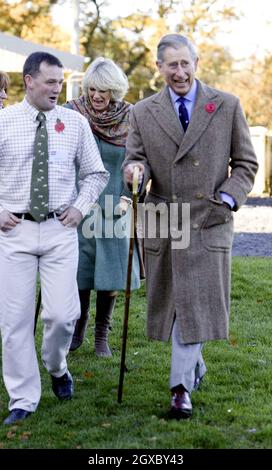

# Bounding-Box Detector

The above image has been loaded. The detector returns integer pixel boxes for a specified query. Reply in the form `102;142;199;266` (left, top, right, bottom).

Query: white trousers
170;319;207;393
0;217;80;412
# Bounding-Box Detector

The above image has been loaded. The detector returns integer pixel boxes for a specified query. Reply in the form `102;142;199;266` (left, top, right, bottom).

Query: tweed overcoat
124;80;258;344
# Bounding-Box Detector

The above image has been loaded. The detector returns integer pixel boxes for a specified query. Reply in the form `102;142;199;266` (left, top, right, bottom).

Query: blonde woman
0;71;9;109
65;58;140;356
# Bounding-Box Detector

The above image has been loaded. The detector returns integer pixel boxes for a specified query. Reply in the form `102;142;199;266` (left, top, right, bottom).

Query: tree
172;0;238;86
0;0;69;49
175;0;238;42
79;3;166;101
223;55;272;129
259;54;272;129
1;0;70;105
197;43;233;87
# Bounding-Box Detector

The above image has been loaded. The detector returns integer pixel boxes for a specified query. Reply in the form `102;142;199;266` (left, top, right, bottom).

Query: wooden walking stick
118;166;140;403
34;288;41;335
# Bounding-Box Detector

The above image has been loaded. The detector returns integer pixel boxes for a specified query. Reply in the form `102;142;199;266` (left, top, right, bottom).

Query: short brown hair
0;71;10;92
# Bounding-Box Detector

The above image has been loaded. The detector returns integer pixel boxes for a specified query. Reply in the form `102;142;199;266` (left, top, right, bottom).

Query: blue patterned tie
178;97;189;131
29;112;49;222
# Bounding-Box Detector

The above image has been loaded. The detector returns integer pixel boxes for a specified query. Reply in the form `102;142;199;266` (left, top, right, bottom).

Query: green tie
29;112;49;222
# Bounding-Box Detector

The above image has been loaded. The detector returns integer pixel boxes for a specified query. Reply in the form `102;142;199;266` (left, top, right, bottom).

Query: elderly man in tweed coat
123;34;258;419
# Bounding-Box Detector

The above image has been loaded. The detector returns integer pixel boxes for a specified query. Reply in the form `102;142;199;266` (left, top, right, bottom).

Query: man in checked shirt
0;52;109;425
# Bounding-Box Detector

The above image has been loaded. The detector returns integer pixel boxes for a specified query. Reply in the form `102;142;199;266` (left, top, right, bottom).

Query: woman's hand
115;196;132;216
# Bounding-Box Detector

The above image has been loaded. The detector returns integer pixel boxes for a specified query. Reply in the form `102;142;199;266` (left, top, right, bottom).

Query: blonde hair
82;57;128;102
0;71;10;92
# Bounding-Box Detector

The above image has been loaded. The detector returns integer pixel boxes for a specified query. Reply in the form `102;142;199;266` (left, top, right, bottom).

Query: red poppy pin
55;118;65;133
205;102;216;113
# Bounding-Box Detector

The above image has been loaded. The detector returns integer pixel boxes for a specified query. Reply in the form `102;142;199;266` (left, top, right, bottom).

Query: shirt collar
169;79;198;104
22;96;58;122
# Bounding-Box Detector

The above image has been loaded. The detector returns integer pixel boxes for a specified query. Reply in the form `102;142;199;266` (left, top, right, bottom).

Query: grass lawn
0;257;271;449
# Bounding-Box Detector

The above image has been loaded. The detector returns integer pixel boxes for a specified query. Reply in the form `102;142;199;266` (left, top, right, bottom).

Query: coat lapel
174;80;224;163
147;86;183;146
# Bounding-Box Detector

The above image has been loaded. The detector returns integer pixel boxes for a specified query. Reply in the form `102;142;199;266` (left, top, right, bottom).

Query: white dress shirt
0;97;109;217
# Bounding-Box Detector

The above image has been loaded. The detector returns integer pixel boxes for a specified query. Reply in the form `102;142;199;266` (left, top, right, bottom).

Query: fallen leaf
230;336;238;347
84;371;93;379
19;432;31;441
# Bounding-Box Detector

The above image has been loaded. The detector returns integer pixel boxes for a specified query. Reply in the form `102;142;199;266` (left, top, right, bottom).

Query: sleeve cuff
220;192;236;209
72;199;90;218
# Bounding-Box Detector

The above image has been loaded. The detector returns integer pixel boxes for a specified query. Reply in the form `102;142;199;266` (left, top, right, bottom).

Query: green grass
0;257;271;449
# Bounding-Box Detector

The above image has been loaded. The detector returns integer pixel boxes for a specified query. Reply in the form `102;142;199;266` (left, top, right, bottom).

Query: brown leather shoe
169;385;192;420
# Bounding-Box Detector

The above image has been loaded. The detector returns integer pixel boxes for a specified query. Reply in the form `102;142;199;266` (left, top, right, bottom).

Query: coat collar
174;80;224;162
146;80;224;160
147;86;183;146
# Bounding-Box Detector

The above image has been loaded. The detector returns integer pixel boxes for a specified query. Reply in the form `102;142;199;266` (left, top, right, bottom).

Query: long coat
124;80;258;344
64;102;140;292
77;137;140;291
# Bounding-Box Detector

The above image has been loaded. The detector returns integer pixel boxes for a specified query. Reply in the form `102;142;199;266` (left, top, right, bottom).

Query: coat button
193;160;200;166
195;192;204;199
192;223;199;229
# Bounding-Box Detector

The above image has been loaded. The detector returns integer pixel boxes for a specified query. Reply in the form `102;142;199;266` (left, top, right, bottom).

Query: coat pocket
144;236;161;255
144;192;168;253
201;203;234;252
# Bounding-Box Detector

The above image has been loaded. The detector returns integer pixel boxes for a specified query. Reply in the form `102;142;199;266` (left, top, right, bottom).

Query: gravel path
232;197;272;256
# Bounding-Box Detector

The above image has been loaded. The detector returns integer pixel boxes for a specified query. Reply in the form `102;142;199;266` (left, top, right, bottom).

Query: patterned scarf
68;95;131;147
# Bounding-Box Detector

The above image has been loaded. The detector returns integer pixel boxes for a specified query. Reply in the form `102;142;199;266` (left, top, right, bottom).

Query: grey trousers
170;319;207;393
